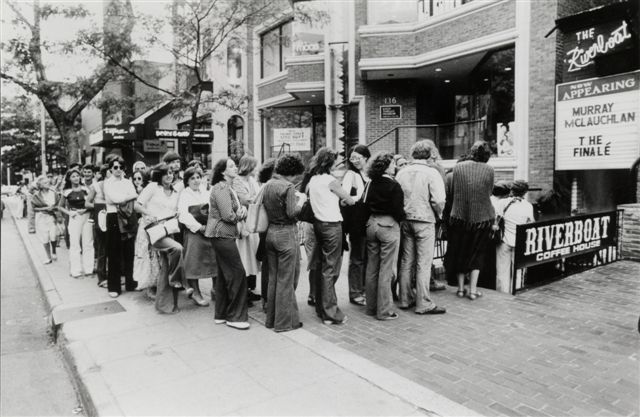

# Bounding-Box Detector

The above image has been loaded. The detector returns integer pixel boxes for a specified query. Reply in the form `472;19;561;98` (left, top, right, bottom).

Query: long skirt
445;220;492;280
183;230;217;280
133;217;161;290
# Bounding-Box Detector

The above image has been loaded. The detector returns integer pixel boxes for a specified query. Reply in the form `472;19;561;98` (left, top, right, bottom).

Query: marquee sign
103;124;138;141
154;129;213;141
514;211;617;269
555;70;640;170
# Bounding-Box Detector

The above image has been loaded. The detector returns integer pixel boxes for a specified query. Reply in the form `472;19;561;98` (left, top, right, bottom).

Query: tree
90;0;327;161
0;92;66;174
1;0;135;164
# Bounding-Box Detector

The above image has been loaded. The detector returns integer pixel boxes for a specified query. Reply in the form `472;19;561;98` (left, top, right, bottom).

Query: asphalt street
0;212;83;416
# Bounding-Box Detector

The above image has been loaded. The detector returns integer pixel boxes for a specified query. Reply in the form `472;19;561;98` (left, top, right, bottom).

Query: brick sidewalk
252;257;640;417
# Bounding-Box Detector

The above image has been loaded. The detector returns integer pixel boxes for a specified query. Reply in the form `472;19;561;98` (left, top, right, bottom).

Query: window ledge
256;71;288;88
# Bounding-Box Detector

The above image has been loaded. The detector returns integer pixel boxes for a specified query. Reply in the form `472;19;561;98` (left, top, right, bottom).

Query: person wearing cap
132;161;147;174
494;180;534;294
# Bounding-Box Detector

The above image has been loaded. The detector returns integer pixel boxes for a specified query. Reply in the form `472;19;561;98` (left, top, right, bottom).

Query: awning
130;100;174;125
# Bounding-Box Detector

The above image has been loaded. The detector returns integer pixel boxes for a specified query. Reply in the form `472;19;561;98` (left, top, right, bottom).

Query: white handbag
97;209;107;232
245;188;268;234
145;217;180;245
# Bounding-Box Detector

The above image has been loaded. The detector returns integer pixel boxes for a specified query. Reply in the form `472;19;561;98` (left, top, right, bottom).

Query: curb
9;211;111;417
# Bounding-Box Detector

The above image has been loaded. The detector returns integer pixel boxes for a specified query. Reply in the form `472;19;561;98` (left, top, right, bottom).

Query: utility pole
40;102;47;175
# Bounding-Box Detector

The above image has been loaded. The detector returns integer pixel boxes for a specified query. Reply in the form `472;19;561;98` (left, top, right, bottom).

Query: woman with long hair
262;154;306;332
342;144;371;307
135;163;184;313
363;152;405;320
31;175;61;264
178;166;216;306
256;158;276;311
447;141;495;300
205;158;249;330
308;148;355;325
58;168;94;278
132;169;149;195
232;155;262;304
103;156;139;298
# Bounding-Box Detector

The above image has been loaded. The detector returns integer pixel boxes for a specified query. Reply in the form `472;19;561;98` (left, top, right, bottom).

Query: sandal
467;291;483;301
350;296;366;306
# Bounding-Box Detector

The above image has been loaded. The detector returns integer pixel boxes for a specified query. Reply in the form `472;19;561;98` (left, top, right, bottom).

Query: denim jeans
399;221;436;312
348;234;367;299
365;215;399;319
312;221;345;323
212;238;248;323
265;224;301;331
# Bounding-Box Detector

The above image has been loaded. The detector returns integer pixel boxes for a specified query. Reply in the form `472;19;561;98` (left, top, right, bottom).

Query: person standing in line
262;154;307;332
85;164;109;287
132;169;149;195
178;166;216;307
58;168;94;279
135;163;184;314
82;164;95;187
31;175;61;264
362;153;405;321
396;141;447;314
132;161;147;174
233;155;262;304
205;158;250;330
162;151;184;193
494;180;534;294
341;144;371;307
447;141;495;300
256;158;276;311
103;156;139;298
308;148;355;325
299;166;319;308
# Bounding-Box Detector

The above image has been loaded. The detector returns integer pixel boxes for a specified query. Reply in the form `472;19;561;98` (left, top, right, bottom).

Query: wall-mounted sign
380;105;402;120
272;128;311;151
293;32;324;55
514;211;617;269
555;70;640;170
143;139;163;153
103;124;137;141
563;20;634;76
154;129;213;141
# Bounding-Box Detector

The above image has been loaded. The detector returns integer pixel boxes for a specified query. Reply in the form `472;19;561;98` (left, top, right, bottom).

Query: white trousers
495;241;514;294
68;212;94;276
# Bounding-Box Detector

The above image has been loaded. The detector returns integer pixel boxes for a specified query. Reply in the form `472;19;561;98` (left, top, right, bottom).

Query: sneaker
43;258;53;265
108;292;119;298
416;306;446;315
214;319;226;324
378;312;399;321
226;321;250;330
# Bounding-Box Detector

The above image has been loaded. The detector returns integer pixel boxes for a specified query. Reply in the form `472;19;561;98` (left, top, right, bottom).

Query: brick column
618;203;640;261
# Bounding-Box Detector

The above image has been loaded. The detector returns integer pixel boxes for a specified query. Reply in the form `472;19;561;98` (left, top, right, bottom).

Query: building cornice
256;71;289;88
285;54;325;66
256;93;295;109
358;0;507;37
358;28;518;71
285;81;325;93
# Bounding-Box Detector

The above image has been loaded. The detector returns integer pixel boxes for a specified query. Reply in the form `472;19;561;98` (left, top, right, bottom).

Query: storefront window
227;39;242;85
262;106;326;163
227;115;244;162
260;21;292;78
367;0;417;25
416;46;515;159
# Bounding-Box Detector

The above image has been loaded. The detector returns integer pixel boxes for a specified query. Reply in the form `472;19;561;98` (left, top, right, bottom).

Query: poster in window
497;122;515;157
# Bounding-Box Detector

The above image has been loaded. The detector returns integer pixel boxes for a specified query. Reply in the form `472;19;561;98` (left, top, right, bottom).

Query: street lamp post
41;102;47;175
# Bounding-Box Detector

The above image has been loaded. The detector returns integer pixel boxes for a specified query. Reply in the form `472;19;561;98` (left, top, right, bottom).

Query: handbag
97;209;107;232
491;198;518;243
145;216;180;245
188;203;209;225
245;188;268;234
298;194;315;223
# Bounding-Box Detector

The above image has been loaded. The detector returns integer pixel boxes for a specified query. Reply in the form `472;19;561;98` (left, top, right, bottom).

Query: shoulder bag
245;187;269;233
145;215;181;245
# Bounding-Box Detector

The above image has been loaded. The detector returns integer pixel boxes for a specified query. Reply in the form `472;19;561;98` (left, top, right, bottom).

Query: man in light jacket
395;140;447;315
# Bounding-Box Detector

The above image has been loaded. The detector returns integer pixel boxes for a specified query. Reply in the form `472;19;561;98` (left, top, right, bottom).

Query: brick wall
360;1;515;60
618;203;640;260
257;77;288;101
287;62;324;83
527;0;558;190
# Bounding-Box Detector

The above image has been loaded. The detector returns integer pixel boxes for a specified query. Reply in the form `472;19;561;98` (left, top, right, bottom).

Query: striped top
450;160;495;225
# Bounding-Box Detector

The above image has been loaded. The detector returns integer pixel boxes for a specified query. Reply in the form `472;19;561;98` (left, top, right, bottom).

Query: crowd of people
20;139;535;332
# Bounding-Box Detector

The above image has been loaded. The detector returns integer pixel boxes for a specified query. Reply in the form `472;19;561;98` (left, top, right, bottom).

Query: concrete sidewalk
9;211;475;417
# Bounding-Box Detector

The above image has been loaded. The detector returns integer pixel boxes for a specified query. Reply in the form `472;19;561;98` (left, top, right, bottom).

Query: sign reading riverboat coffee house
555;70;640;170
514;211;617;269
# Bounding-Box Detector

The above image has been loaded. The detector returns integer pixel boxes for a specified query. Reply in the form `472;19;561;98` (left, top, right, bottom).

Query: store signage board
272;128;311;151
514;211;617;269
103;124;137;141
154;129;213;140
555;70;640;170
143;139;163;152
380;105;402;120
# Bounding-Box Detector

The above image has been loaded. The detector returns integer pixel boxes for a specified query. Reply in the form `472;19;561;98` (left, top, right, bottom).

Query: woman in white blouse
135;163;185;314
178;167;217;306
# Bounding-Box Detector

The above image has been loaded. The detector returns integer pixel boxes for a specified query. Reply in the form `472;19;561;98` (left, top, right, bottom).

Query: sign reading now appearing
272;128;311;151
555;70;640;170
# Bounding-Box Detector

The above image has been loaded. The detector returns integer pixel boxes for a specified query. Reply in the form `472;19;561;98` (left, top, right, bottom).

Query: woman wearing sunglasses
103;157;139;297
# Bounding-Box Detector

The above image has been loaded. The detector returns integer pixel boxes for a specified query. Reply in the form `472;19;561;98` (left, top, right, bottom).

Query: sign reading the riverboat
563;20;634;76
273;128;311;151
380;105;402;120
555;70;640;170
514;211;617;269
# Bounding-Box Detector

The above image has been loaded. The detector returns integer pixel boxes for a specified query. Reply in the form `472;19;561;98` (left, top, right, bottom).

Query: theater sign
555;70;640;170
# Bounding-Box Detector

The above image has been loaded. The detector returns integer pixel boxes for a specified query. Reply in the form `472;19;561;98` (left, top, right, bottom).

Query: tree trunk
185;87;203;162
53;120;79;165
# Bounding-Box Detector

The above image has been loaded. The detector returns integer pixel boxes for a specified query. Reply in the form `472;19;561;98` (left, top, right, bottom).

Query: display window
262;106;326;162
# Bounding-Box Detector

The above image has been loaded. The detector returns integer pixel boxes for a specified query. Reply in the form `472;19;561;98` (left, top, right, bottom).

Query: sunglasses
112;165;122;170
134;177;143;181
